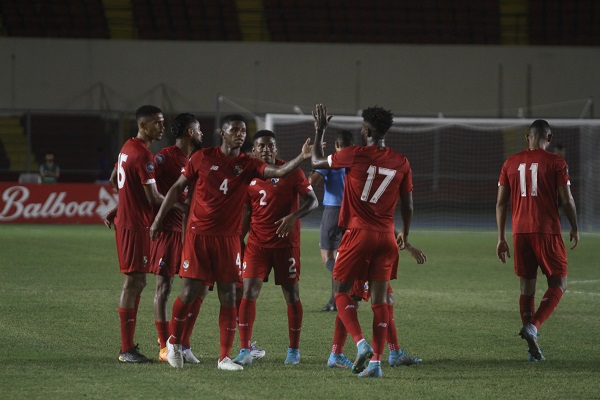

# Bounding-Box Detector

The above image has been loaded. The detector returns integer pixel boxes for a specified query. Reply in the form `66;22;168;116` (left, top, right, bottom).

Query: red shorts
333;228;398;283
351;281;394;302
180;231;241;284
149;230;182;277
242;242;300;286
115;226;150;274
513;233;568;279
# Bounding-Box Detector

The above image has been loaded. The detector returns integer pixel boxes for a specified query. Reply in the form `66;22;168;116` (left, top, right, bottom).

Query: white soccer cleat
218;356;243;371
250;341;266;359
182;348;200;364
166;336;184;368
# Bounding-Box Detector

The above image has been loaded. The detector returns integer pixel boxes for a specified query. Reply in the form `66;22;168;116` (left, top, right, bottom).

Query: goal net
265;114;600;231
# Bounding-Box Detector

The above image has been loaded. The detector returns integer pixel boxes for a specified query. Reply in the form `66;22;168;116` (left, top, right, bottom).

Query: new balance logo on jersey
210;165;219;170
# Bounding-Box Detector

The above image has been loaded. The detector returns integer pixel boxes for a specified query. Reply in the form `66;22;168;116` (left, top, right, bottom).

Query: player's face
142;113;165;141
253;136;277;164
222;120;246;149
190;121;203;149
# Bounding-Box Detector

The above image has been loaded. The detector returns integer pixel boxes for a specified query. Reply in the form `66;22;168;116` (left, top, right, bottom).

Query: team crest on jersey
155;154;165;164
270;178;279;186
145;162;155;172
182;260;190;270
234;165;243;175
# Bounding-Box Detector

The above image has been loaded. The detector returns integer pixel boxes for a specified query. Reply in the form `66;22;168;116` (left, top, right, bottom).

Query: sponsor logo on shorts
242;261;246;271
288;273;297;279
182;260;189;269
210;165;219;171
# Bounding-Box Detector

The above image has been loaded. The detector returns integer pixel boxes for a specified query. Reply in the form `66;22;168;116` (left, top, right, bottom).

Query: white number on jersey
518;163;538;197
259;190;268;206
360;165;396;204
117;153;128;189
219;179;229;195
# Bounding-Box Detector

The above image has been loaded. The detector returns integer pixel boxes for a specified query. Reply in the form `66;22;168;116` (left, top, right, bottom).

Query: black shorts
319;206;345;250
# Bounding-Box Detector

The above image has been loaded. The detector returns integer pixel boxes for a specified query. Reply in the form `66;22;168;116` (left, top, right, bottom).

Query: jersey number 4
361;165;396;204
518;163;538;197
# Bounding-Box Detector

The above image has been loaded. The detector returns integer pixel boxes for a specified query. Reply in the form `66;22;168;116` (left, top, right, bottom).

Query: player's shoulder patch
155;154;165;164
146;161;155;172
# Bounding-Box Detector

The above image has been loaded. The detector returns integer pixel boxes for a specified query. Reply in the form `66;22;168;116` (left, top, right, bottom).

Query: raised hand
312;103;333;132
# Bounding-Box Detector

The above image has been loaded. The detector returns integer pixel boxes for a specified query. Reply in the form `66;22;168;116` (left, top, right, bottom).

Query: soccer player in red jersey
112;105;179;363
150;114;313;370
231;130;318;366
150;113;204;364
311;103;422;378
496;119;579;362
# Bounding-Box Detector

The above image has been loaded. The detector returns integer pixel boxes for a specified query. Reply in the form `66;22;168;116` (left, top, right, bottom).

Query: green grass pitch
0;225;598;399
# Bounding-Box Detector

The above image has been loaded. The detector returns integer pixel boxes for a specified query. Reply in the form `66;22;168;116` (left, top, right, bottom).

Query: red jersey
183;147;266;236
329;145;412;232
153;145;188;232
498;148;570;234
114;138;155;230
246;160;313;248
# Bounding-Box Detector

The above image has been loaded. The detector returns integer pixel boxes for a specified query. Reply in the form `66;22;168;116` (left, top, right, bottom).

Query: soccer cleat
352;341;374;374
250;341;266;359
118;344;153;364
166;336;184;368
232;348;253;366
182;347;200;364
527;351;545;362
358;361;383;378
321;301;337;312
158;347;168;362
389;348;422;367
218;356;244;371
327;353;353;369
284;348;300;365
519;324;543;361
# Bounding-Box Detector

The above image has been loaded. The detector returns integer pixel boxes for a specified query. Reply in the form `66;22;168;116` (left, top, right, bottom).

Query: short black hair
171;113;198;138
221;114;246;129
135;105;162;121
335;130;354;148
240;140;254;154
254;129;276;142
529;119;551;140
362;106;393;135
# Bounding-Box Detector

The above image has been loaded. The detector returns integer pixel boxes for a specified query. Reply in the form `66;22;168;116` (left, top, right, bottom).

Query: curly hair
362;106;393;135
171;113;198;138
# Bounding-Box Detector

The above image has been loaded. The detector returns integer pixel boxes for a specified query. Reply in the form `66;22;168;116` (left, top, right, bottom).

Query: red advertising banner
0;183;118;224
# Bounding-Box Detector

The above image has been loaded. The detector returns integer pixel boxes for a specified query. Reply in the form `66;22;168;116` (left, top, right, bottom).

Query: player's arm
496;184;511;263
241;203;251;243
311;103;333;169
263;138;312;179
275;189;319;237
181;183;194;244
109;166;118;189
150;174;189;239
308;171;324;187
143;182;165;206
558;185;579;249
396;191;414;250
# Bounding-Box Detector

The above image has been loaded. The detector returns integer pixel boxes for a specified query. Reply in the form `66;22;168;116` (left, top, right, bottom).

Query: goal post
266;113;600;231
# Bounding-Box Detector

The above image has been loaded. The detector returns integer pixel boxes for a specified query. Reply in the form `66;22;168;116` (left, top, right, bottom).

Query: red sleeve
183;152;199;181
137;149;155;185
294;169;312;196
330;146;356;169
250;156;267;178
555;158;570;187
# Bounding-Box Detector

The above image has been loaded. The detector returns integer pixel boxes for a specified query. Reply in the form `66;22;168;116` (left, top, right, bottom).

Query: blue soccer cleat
327;353;353;369
284;348;300;365
358;361;383;378
389;348;422;367
519;323;544;361
232;348;253;366
352;341;374;374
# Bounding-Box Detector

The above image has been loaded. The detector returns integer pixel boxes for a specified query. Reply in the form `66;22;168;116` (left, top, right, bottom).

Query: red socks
219;306;237;361
371;303;389;361
519;295;535;325
118;307;136;353
238;298;256;349
181;297;203;348
155;321;169;348
334;293;363;343
287;300;303;349
169;297;191;344
531;286;563;329
331;314;348;354
387;304;399;352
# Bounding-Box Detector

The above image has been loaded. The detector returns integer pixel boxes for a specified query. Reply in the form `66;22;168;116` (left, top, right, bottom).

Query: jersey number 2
518;163;538;197
361;165;396;204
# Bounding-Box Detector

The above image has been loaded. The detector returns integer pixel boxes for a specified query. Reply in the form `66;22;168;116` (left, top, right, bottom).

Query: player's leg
356;280;388;378
118;272;149;362
282;281;302;364
216;281;243;371
386;291;422;367
153;274;173;361
180;284;209;364
321;248;336;311
233;277;263;366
